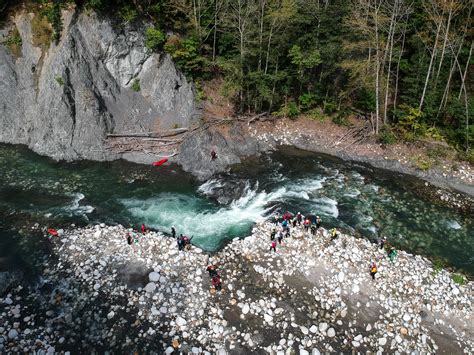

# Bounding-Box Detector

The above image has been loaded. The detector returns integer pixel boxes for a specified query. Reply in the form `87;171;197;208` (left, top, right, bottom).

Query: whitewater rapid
120;175;337;249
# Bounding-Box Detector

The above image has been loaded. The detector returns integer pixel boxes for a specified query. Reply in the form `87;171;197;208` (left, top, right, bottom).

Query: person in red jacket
212;274;222;291
270;240;277;252
141;223;146;234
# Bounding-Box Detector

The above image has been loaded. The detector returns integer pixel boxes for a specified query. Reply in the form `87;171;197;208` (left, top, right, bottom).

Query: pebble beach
1;222;472;354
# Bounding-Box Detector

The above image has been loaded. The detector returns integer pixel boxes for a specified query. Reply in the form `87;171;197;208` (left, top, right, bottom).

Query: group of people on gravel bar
127;210;398;293
269;211;398;281
170;226;194;251
269;212;323;253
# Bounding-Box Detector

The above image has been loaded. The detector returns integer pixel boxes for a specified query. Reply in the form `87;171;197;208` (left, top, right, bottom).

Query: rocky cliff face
0;8;197;162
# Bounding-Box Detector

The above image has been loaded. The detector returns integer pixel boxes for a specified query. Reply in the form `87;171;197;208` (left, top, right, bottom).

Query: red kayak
48;228;58;236
152;159;168;167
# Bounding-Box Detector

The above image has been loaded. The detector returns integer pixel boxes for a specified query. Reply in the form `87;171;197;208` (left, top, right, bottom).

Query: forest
1;0;473;159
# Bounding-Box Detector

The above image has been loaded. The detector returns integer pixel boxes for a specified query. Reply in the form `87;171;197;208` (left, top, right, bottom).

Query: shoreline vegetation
0;221;472;353
2;0;472;160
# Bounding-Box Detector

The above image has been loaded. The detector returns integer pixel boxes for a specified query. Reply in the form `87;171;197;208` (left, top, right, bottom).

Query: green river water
0;144;472;278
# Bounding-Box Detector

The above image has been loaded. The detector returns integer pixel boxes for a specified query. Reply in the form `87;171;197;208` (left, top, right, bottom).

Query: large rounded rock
149;272;160;282
264;314;273;323
337;272;345;282
107;311;115;320
327;328;336;337
8;329;18;339
144;282;156;293
318;322;328;332
176;316;187;327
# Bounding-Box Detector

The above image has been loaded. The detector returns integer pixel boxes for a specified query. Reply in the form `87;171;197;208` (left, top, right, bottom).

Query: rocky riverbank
1;222;472;354
173;118;474;209
1;6;472;203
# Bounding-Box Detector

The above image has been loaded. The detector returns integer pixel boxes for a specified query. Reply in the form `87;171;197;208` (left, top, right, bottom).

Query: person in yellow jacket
370;262;378;280
330;228;338;240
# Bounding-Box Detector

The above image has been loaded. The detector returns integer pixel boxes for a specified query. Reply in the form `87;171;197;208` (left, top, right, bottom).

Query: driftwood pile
105;113;273;158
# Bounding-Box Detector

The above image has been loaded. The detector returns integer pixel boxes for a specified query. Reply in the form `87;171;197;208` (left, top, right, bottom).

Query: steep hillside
0;6;196;162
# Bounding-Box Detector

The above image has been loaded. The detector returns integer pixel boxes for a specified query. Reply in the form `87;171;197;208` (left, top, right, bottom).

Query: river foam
121;174;340;249
121;185;278;249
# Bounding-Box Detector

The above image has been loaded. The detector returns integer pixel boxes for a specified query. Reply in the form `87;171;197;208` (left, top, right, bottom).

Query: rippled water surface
0;144;472;276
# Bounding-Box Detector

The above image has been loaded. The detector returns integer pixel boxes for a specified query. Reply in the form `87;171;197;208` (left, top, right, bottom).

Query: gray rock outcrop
178;124;264;180
0;9;197;162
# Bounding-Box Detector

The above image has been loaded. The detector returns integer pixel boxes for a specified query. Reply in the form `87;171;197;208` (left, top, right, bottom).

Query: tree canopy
1;0;473;157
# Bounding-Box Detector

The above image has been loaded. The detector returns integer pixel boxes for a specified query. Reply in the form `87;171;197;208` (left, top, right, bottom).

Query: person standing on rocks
304;218;311;232
316;215;322;229
388;248;397;262
277;231;284;245
212;274;222;292
331;228;339;240
141;223;146;234
127;233;133;245
210;150;218;161
310;224;317;235
270;239;277;252
370;262;378;280
207;263;218;277
177;234;185;251
296;212;303;226
171;226;176;239
379;237;386;250
183;235;193;250
270;229;276;241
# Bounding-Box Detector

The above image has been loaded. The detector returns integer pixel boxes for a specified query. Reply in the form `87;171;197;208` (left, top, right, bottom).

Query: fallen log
247;112;269;125
141;138;183;143
106;127;189;139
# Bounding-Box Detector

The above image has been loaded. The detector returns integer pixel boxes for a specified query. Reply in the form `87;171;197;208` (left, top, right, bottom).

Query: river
0;144;473;278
